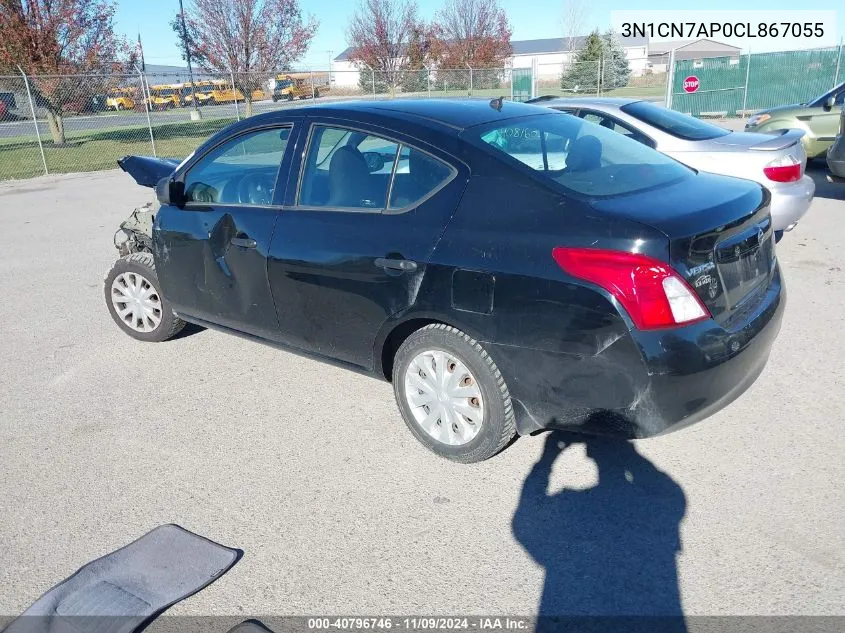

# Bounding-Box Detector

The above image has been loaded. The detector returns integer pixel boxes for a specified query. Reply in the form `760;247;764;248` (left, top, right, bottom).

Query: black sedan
106;99;785;462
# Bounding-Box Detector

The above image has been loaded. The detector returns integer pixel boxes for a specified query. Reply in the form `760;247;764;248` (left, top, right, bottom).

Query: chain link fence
534;57;666;100
2;46;842;181
668;44;844;118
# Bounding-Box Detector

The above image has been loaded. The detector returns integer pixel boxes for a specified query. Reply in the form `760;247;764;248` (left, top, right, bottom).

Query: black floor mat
3;524;241;633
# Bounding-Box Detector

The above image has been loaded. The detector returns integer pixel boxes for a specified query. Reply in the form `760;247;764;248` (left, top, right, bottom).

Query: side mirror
155;177;184;206
824;96;836;111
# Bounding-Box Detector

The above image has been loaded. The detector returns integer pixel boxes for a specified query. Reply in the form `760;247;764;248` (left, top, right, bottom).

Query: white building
647;39;742;73
331;34;650;87
510;36;649;78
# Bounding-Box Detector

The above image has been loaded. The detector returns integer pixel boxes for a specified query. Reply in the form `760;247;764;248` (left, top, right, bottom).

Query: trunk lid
589;172;776;325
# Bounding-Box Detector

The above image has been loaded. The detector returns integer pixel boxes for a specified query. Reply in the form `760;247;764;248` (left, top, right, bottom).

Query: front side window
470;113;692;198
183;127;291;205
299;126;400;209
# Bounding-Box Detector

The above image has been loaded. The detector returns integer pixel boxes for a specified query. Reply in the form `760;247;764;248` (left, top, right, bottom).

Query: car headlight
114;228;132;248
746;113;771;127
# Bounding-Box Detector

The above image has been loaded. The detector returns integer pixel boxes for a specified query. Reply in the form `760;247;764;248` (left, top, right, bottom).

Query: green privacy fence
669;45;843;117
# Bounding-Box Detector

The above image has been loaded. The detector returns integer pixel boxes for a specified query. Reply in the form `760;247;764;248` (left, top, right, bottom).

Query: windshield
468;112;692;198
620;101;730;141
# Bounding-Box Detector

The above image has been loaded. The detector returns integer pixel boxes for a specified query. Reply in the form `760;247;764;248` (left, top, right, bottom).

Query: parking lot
0;162;843;620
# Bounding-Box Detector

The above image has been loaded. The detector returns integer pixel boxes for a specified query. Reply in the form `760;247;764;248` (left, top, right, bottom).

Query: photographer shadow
512;432;687;632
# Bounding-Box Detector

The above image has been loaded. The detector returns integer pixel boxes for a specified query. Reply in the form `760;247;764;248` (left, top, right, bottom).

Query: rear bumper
490;266;785;438
767;175;814;232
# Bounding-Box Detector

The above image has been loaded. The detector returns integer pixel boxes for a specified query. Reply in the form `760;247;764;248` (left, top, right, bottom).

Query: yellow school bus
106;88;135;111
146;84;182;109
271;73;326;102
202;80;245;105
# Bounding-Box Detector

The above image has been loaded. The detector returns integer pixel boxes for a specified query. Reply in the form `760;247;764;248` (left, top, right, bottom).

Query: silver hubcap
111;272;162;333
403;350;484;446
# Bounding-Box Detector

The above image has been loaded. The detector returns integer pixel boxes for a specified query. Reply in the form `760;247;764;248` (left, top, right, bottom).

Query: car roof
250;98;551;132
529;96;641;110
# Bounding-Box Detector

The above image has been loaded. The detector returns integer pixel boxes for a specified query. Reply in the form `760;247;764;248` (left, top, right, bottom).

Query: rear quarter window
620;101;731;141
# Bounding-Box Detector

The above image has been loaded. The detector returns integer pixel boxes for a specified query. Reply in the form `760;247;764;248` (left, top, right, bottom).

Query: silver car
531;97;815;238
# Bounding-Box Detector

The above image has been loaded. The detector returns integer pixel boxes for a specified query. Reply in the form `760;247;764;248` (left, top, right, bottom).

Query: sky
115;0;844;69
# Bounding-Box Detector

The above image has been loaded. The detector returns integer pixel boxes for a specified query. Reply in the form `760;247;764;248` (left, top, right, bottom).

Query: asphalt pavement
0;165;842;621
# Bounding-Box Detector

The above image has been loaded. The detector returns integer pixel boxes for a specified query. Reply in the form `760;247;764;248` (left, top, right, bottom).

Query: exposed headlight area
113;228;132;248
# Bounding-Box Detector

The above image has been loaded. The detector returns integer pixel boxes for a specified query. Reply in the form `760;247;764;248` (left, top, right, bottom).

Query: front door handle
231;236;257;248
375;257;417;272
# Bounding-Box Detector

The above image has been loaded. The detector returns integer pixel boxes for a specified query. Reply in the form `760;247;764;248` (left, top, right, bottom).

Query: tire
392;324;516;463
287;93;294;102
104;252;185;343
314;88;320;98
117;103;124;111
207;97;216;106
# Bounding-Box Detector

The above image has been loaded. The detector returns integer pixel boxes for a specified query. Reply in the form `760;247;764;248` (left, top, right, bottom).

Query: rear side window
620;101;730;141
389;146;454;209
299;126;399;209
470;113;691;198
578;110;654;147
298;125;454;211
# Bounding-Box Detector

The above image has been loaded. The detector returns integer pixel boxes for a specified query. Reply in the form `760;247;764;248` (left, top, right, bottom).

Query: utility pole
179;0;201;120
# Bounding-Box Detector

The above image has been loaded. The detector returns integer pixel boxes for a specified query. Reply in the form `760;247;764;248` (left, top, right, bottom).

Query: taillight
552;247;709;330
763;154;802;183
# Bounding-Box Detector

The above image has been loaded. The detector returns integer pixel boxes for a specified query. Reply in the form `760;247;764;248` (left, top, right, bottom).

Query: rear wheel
392;324;516;463
117;103;125;111
287;93;294;102
104;253;185;342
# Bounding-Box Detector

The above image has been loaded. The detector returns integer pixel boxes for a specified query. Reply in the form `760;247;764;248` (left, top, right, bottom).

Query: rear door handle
375;257;417;272
231;236;257;248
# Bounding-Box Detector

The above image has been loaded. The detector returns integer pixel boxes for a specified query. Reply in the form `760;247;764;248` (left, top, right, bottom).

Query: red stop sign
683;76;700;93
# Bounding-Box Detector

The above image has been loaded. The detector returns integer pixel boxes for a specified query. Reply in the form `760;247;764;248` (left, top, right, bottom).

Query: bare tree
182;0;318;116
0;0;129;144
347;0;420;94
429;0;512;68
561;0;588;55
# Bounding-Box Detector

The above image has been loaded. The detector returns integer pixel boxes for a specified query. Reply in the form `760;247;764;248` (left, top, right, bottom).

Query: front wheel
104;252;185;342
393;324;516;463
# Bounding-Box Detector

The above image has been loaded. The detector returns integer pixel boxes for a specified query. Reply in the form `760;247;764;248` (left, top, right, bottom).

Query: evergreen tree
601;30;631;90
561;31;603;93
358;65;390;95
